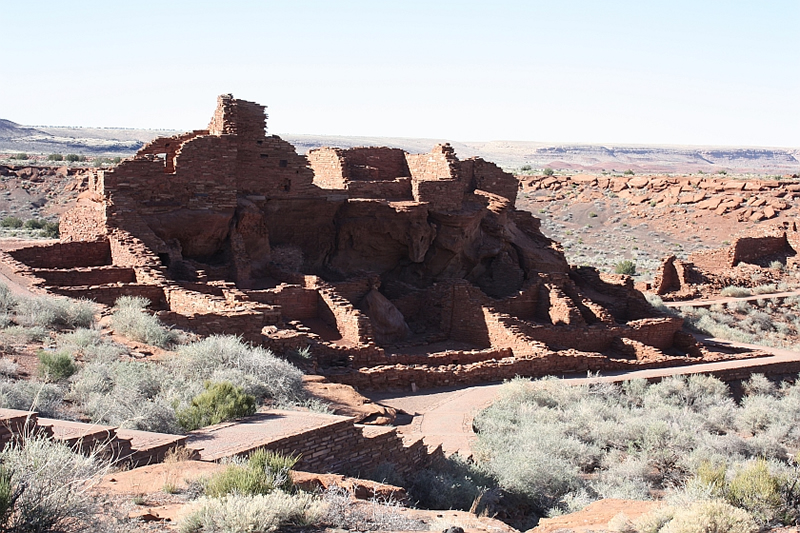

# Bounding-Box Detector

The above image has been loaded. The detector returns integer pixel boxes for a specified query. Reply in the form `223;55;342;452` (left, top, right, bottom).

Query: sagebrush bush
37;350;77;382
111;296;179;347
205;449;297;498
660;499;757;533
0;378;64;416
15;296;96;330
473;374;800;520
176;381;256;431
180;491;324;533
69;357;182;434
174;335;304;403
0;435;107;532
408;454;494;511
320;485;427;531
720;286;751;298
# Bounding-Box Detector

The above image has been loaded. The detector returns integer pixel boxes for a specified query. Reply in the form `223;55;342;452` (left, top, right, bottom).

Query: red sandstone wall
50;285;167;309
33;266;135;286
346;178;412;200
318;287;375;346
245;285;319;320
308;148;347;189
732;235;790;265
460;158;518;206
8;241;111;269
340;147;410;181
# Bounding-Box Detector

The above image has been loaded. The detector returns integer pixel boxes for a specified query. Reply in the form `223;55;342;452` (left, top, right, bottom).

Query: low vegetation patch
111;295;181;347
614;260;637;275
176;381;257;431
37;350;77;382
204;449;297;498
467;374;800;528
679;293;800;348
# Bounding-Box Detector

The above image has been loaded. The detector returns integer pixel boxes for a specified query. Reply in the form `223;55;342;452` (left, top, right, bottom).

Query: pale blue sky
2;1;798;146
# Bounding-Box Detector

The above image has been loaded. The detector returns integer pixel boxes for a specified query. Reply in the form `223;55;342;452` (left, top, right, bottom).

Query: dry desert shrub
110;296;180;347
659;499;757;533
179;491;325;533
0;434;109;532
473;374;800;523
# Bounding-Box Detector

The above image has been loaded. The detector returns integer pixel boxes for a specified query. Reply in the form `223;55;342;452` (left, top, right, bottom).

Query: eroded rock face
363;289;410;344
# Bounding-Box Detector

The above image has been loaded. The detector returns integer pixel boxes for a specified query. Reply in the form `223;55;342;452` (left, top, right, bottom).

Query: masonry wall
406;145;465;211
245;285;319;320
460;157;518;206
252;417;434;476
340;147;411;181
346;178;412;200
50;285;167;309
103;136;238;215
318;288;375;346
7;241;111;269
59;195;108;242
33;266;135;286
732;235;790;265
308;148;347;189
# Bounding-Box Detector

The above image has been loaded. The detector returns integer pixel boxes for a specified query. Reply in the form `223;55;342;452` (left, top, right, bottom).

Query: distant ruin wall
732;235;790;265
50;285;167;309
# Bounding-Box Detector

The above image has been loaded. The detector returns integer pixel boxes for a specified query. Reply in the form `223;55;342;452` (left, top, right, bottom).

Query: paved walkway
664;289;800;308
367;338;800;457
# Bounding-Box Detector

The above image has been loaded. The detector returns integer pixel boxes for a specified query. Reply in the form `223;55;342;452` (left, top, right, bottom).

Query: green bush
614;260;637;275
64;154;85;162
0;217;23;229
543;168;555;177
176;381;256;431
111;296;179;347
40;221;59;239
46;153;64;161
37;350;77;382
9;153;28;161
23;219;46;230
726;459;786;524
205;449;297;498
624;169;635;175
520;164;532;172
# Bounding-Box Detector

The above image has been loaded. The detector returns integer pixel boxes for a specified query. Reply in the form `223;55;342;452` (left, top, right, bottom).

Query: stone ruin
652;222;800;300
0;95;730;389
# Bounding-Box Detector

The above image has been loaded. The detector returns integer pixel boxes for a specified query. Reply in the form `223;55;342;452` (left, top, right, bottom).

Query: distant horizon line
17;123;800;151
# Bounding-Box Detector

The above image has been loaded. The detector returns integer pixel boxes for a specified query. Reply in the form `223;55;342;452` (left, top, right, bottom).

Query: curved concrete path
367;337;800;457
664;289;800;308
